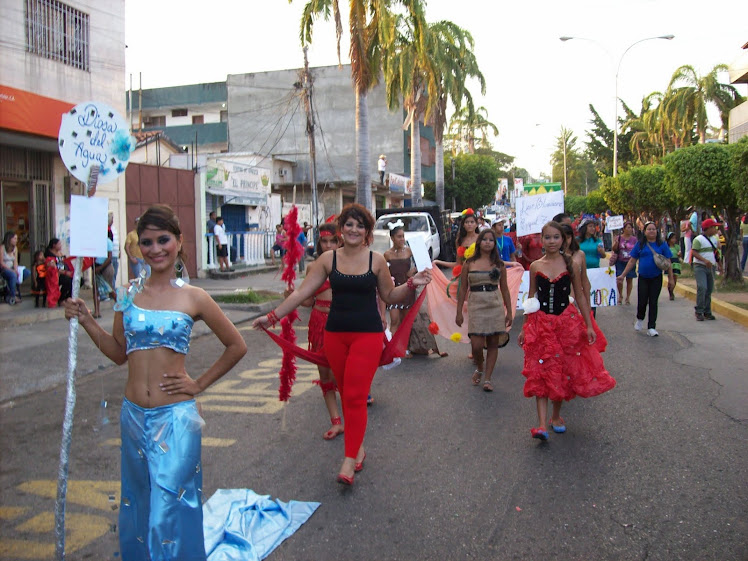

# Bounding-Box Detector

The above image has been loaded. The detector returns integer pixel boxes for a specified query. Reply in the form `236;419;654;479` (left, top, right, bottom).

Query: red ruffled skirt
521;306;615;401
308;308;328;352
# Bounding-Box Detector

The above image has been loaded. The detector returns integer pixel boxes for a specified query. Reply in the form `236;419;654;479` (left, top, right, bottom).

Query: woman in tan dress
455;229;513;391
383;222;416;333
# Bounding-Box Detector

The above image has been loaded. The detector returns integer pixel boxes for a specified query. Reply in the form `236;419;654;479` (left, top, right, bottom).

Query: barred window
25;0;90;71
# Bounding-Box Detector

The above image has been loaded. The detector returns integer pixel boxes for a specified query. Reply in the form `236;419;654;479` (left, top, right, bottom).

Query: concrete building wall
227;64;406;186
1;0;126;115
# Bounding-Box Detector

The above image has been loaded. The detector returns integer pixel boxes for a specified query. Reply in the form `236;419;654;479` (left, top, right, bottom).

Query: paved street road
1;296;747;560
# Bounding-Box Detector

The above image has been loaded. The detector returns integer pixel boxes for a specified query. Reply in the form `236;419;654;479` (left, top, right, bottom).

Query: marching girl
455;229;513;392
64;205;247;560
434;208;480;268
253;203;432;486
383;220;415;334
301;223;345;440
517;221;615;440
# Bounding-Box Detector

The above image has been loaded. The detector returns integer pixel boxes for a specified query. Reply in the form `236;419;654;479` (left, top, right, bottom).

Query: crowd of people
27;198;740;560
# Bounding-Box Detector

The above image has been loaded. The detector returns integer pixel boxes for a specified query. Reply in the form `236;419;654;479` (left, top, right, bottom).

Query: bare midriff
124;348;191;408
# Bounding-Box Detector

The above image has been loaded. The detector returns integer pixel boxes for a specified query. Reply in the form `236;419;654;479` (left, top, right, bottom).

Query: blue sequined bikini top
121;302;194;355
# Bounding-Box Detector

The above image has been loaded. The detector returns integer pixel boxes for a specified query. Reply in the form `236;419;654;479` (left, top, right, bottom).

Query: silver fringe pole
55;165;98;560
54;256;83;560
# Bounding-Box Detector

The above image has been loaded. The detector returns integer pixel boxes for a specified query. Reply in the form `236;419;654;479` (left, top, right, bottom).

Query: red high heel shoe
354;452;366;473
337;473;354;486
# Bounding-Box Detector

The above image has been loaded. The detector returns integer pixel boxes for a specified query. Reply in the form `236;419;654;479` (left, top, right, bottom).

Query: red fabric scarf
263;287;427;368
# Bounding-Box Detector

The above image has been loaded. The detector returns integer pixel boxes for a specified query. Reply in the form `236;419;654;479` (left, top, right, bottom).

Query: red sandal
323;417;343;440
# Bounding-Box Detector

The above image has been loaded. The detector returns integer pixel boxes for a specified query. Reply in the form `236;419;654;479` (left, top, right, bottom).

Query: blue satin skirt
119;398;206;561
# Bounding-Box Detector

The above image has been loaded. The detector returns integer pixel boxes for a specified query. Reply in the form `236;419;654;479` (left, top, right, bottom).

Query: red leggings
323;331;384;458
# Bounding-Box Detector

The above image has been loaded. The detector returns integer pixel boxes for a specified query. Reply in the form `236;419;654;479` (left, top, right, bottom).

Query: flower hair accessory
387;219;405;230
461;208;475;216
463;243;476;260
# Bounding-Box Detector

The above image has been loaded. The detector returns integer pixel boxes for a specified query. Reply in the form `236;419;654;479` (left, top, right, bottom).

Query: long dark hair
457;213;478;246
137;204;186;262
559;223;579;253
543;221;574;278
466;229;502;269
337;203;374;246
2;231;15;252
316;223;338;255
45;237;61;258
637;221;663;250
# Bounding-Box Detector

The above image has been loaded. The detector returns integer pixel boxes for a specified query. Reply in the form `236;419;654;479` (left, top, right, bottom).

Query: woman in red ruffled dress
301;223;344;440
517;221;615;441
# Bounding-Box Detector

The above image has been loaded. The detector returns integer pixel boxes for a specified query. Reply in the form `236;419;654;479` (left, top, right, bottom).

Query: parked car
371;212;441;260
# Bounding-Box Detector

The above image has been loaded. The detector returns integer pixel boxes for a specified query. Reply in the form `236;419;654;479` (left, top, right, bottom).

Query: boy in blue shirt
491;217;517;264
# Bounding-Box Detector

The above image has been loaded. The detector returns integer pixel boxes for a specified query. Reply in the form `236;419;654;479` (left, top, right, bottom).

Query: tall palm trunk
410;114;422;205
434;139;444;209
356;89;372;212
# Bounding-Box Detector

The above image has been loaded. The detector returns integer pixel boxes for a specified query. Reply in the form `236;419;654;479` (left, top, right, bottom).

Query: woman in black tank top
254;204;432;486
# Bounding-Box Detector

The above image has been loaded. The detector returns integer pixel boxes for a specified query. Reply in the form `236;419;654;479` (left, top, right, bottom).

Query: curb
670;281;748;329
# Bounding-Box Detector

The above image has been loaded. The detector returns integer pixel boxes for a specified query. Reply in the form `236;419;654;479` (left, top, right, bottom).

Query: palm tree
667;64;744;144
428;22;484;210
447;106;498;154
298;0;397;210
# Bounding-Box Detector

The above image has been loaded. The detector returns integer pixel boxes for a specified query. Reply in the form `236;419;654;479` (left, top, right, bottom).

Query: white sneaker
634;319;644;331
647;328;659;337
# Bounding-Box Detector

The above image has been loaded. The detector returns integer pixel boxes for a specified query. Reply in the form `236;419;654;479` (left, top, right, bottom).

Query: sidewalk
0;268;287;403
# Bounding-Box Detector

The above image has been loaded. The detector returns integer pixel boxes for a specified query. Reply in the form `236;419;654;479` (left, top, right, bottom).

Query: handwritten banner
58;101;133;184
515;266;619;309
606;215;624;230
515;191;564;237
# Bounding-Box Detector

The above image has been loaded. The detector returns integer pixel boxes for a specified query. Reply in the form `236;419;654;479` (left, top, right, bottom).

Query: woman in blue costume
518;221;615;441
64;204;247;561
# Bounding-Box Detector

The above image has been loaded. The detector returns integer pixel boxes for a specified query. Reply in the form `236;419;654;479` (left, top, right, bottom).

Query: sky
125;0;748;179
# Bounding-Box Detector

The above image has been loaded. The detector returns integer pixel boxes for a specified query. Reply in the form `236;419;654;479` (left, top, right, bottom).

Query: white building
0;0;126;268
728;41;748;144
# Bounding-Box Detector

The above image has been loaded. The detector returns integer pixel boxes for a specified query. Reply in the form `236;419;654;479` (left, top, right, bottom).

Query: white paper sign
70;195;109;257
58;101;134;184
515;191;565;237
606;215;624;231
515;266;619;309
408;239;432;272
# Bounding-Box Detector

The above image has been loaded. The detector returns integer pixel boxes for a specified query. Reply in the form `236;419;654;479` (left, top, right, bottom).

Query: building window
25;0;90;71
192;115;204;124
143;115;166;127
220;110;228;122
172;108;188;117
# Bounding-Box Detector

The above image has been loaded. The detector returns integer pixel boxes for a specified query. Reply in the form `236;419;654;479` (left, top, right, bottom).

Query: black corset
536;272;571;316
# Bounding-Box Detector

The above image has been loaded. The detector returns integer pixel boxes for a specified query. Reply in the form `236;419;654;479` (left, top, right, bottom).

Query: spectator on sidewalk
125;217;149;280
378;154;387;184
1;231;31;304
691;218;722;321
108;212;120;287
214;216;231;272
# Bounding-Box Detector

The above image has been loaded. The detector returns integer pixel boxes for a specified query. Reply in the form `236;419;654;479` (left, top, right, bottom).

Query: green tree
627;165;669;227
443;152;499;210
585;190;607;214
599;174;635;221
664;143;743;281
585;104;613;176
564;195;587;217
298;0;396;210
551;128;597;195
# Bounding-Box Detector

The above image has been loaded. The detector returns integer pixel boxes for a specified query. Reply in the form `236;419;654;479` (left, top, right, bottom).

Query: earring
171;258;190;287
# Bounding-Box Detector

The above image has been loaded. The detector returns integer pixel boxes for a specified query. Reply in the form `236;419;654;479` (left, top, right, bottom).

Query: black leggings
637;275;663;329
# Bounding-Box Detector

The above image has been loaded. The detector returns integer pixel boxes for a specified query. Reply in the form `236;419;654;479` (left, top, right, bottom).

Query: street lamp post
560;35;674;177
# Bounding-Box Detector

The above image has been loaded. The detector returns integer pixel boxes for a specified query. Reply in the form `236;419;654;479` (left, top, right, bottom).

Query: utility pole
301;47;319;245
